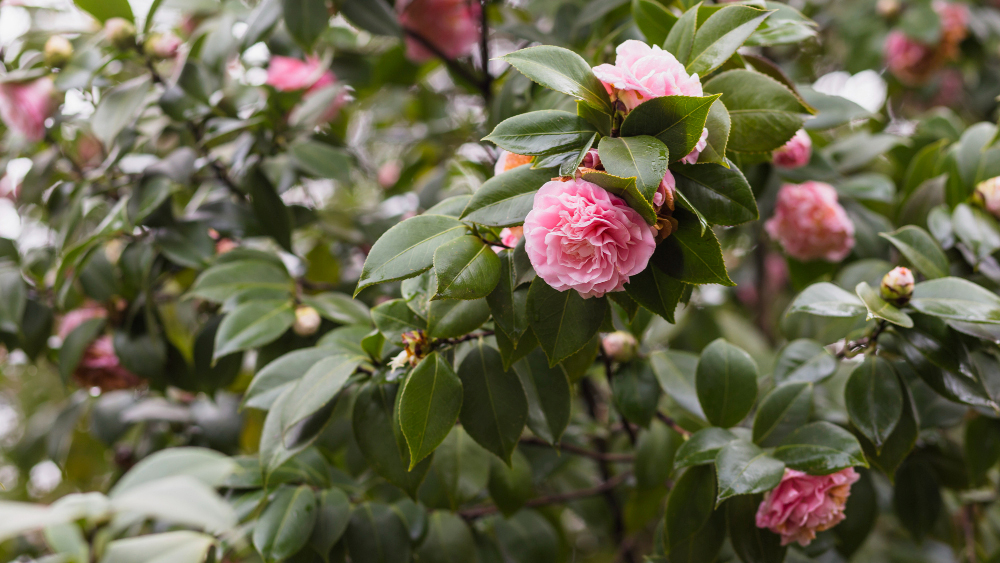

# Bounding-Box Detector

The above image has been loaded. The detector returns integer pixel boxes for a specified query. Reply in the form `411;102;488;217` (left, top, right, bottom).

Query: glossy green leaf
727;493;786;563
300;292;371;326
289;140;352;182
663;464;717;552
399;353;464;468
75;0;133;21
244;346;344;410
501;46;613;113
752;382;812;447
652;208;734;286
0;263;25;335
92;77;152;146
598;135;669;202
715;440;785;504
581;170;658;225
845;357;903;450
664;4;699;64
633;0;678;46
953;203;1000;261
879;226;949;280
414;511;477;562
703;69;810;153
965;416;1000;487
308;488;351;557
624;264;687;323
773;339;837;385
650;350;706;421
773;421;867;474
696;338;758;427
855;281;913;328
426;298;491;339
282;0;327;48
356;215;467;295
893;461;941;542
635;420;682;489
214;300;295;359
340;0;400;36
787;282;866;318
484;111;598;156
486;249;529;340
487;450;534;517
674;427;738;470
245;168;293;252
671;161;758;226
253;485;317;562
527;277;608;366
100;532;214;563
345;503;412;563
353;382;432;498
282;354;361;433
620;95;720;162
687;5;771;76
612;360;661;427
513;348;571;444
858;376;919;479
461;165;556;227
188;260;292;303
419;427;492;510
457;341;528;464
432;236;501;300
909;277;1000;324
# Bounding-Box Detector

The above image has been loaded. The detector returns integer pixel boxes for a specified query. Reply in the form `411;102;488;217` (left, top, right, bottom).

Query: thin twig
837;320;888;359
459;470;633;519
477;0;492;103
402;27;490;98
520;436;634;462
656;411;692;438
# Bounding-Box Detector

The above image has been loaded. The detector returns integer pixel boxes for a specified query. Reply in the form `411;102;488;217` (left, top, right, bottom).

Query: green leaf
624;265;687;323
419;427;492;510
715;440;785;504
484;111;598;156
245;168;294;252
752;382;812;447
308;488;351;557
612;360;661;427
461;165;556;227
457;341;528;464
651;350;706;421
345;503;412;563
501;46;613;113
671;161;758;226
282;0;327;49
486;250;529;340
432;236;501;300
100;532;214;563
893;461;941;542
687;5;771;76
372;299;427;342
858;376;918;479
773;339;837;385
244;346;343;410
253;485;317;562
674;427;737;470
953;202;1000;262
727;493;786;563
965;416;1000;487
356;215;467;295
855;281;913;328
300;292;371;326
214;300;295;359
909;277;1000;324
339;0;400;36
189;260;292;303
414;511;477;562
597;136;669;202
75;0;133;22
703;69;810;153
619;95;721;162
527;277;608;366
353;382;432;498
696;338;758;427
773;421;867;474
633;0;678;46
487;450;535;517
426;298;491;339
281;354;361;433
879;226;949;280
92;76;152;146
698;98;730;164
58;318;106;383
0;263;25;334
399;353;464;469
787;282;866;318
635;420;682;489
289;140;352;182
581;170;657;225
664;4;699;65
110;447;236;495
513;348;571;444
652;208;734;285
845;356;903;450
663;463;717;552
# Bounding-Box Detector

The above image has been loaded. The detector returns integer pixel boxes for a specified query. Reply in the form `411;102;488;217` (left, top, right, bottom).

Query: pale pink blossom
765;181;855;262
655;170;675;210
593;41;706;163
397;0;481;63
494;150;532;175
0;77;56;142
756;468;860;547
881;266;915;303
499;226;523;248
602;331;638;362
523;178;656;298
976;176;1000;218
773;129;812;169
266;56;346;121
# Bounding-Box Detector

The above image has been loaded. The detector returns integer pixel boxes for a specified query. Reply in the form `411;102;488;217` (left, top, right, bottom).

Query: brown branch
656;412;692;438
837;320;888;359
459;470;633;519
402;26;491;99
477;0;492;103
520;436;634;462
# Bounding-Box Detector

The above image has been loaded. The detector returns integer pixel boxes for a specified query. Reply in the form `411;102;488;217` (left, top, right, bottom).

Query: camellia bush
5;0;1000;561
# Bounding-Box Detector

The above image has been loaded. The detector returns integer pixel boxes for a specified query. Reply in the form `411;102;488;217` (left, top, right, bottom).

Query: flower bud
975;176;1000;219
876;0;901;18
44;36;73;68
293;305;322;336
144;32;182;59
880;266;915;305
602;331;638;363
105;18;137;51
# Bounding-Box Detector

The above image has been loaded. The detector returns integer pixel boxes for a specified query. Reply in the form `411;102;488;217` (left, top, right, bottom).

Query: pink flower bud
773;129;812;169
580;148;601;170
104;17;137;50
0;77;57;142
602;331;638;362
44;36;73;68
975;176;1000;218
765;181;855;262
266;56;347;122
144;32;182;59
397;0;481;63
756;468;860;546
293;306;322;336
881;266;915;304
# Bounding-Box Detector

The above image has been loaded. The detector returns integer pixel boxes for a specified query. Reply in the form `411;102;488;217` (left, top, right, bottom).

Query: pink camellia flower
756;468;860;547
494;150;533;175
884;31;934;84
523;178;656;298
655;170;675;210
773;129;812;169
74;336;144;392
0;77;57;142
397;0;481;63
765;181;855;262
975;176;1000;218
593;41;707;164
499;226;523;248
266;56;347;122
